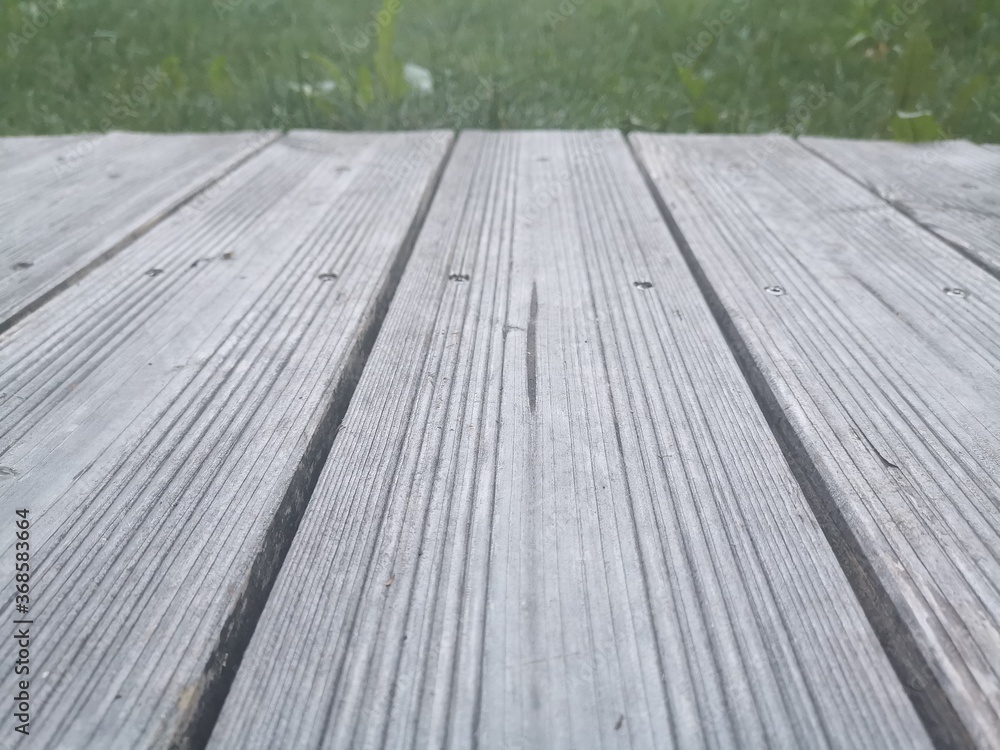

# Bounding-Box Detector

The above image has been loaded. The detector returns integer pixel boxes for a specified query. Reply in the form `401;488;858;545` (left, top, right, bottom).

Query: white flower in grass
404;63;433;94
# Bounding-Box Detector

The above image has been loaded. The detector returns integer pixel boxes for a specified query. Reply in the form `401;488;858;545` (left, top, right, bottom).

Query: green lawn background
2;0;997;140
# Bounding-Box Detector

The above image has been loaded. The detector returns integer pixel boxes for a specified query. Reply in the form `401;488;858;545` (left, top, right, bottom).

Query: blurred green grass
1;0;997;140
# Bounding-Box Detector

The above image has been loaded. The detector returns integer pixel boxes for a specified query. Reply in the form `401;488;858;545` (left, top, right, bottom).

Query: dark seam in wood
174;133;458;750
0;132;284;338
796;137;1000;285
629;137;977;750
849;273;905;319
841;406;903;472
934;204;1000;220
526;280;538;412
851;423;902;471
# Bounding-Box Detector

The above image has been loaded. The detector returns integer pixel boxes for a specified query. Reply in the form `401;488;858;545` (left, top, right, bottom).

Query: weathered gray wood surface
0;131;451;749
0;134;91;170
211;131;929;750
0;131;277;332
632;133;1000;748
801;137;1000;278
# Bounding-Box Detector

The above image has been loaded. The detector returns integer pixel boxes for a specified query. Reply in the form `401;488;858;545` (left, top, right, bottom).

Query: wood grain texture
0;130;278;332
0;130;452;749
0;133;93;171
211;131;929;750
801;137;1000;278
632;133;1000;748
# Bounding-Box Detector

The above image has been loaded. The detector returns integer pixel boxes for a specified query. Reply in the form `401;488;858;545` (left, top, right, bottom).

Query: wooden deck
1;129;998;749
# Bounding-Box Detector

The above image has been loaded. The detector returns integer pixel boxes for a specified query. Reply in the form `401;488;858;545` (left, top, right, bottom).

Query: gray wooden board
801;136;1000;278
632;133;1000;748
0;134;94;173
0;130;452;749
0;130;278;332
211;131;929;750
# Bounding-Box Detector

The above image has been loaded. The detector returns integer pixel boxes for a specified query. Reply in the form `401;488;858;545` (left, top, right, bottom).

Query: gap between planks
211;130;929;750
2;130;992;748
0;130;282;336
630;132;999;749
0;130;455;750
627;136;974;749
798;136;1000;285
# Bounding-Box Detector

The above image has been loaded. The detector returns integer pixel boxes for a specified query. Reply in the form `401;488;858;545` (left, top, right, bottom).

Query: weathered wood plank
801;137;1000;277
0;135;106;215
0;130;278;332
0;130;452;748
632;132;1000;748
0;133;93;172
211;131;929;750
